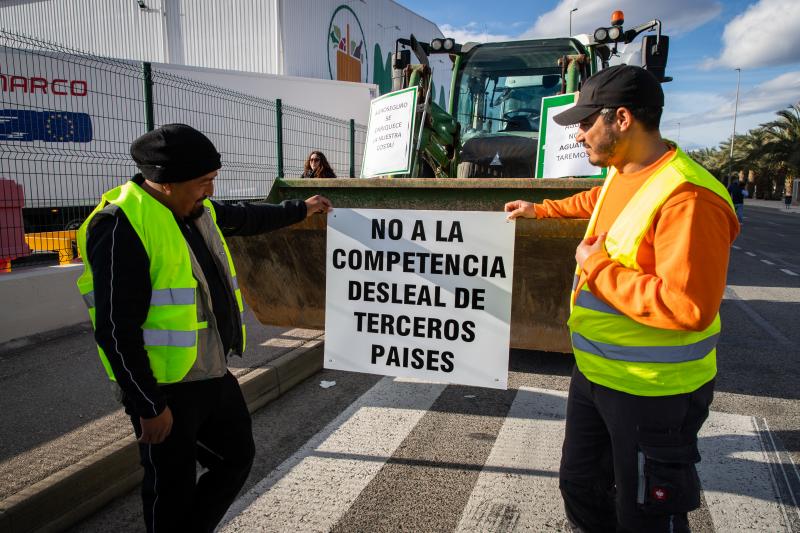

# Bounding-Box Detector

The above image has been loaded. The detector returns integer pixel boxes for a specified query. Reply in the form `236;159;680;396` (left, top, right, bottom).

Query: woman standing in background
302;151;337;179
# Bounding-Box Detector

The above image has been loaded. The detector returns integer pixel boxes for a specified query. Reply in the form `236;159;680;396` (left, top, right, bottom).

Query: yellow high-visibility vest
568;148;735;396
76;181;246;383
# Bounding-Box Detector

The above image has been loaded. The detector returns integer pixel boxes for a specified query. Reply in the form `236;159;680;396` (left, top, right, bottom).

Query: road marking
456;388;565;532
732;245;742;250
753;417;800;529
222;382;796;532
724;287;793;347
726;285;800;303
761;259;775;265
746;251;757;257
220;377;446;532
781;269;799;276
457;387;794;532
698;411;797;532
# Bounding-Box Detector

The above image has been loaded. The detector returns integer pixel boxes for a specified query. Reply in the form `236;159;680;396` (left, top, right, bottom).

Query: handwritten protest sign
535;93;606;179
361;87;417;177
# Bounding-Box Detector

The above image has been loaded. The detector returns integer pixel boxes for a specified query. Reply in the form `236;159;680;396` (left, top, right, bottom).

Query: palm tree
689;103;800;199
762;104;800;197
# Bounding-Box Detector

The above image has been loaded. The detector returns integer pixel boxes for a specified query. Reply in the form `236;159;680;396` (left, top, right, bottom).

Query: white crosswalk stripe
222;379;795;532
220;377;446;532
456;388;565;532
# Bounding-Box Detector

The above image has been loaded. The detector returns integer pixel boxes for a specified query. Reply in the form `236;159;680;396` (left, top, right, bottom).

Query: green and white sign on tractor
535;93;607;179
361;86;418;178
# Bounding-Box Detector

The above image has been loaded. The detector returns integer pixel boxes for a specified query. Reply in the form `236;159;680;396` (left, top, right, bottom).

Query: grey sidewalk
745;198;800;214
0;307;324;532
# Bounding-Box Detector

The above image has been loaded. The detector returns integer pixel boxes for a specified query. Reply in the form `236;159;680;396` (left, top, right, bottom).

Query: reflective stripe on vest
571;331;720;363
568;147;734;396
574;290;622;316
82;288;195;308
149;288;196;306
142;329;197;348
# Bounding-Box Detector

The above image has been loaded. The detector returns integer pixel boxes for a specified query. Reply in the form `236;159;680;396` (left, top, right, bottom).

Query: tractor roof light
594;27;609;43
431;38;443;51
443;38;455;51
611;10;625;26
608;26;622;41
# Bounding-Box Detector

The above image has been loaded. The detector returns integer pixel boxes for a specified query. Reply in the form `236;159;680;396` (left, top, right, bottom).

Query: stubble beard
586;128;619;168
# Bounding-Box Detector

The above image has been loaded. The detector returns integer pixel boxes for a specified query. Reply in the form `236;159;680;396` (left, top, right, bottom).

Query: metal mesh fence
151;69;279;200
0;29;365;271
283;102;359;179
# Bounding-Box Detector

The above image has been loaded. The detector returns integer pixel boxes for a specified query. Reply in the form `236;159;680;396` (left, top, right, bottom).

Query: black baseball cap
552;65;664;126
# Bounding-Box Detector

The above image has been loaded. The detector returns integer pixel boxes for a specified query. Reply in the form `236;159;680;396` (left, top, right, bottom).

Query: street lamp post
728;68;741;185
570;8;578;36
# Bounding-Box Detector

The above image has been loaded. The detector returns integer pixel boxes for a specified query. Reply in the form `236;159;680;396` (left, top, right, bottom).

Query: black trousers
559;366;714;533
128;371;255;533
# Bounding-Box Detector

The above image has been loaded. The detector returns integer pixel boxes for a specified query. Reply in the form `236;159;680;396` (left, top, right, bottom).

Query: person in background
505;65;739;532
76;124;332;533
302;150;337;178
727;178;745;223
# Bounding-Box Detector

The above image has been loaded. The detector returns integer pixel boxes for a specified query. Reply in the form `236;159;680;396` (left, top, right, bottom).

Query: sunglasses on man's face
310;157;320;162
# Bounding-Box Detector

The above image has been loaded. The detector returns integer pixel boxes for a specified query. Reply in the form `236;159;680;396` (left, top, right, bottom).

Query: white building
0;0;452;109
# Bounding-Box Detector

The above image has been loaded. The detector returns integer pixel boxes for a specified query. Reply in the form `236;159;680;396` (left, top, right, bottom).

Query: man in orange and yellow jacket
506;65;739;532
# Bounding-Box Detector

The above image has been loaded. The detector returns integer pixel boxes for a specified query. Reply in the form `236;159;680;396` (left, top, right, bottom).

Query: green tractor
392;11;671;179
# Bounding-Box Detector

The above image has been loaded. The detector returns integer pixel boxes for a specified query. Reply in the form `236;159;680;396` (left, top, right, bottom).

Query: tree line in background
687;103;800;200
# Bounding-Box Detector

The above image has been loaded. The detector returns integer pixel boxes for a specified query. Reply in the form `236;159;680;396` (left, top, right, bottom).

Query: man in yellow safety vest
505;65;739;532
77;124;332;532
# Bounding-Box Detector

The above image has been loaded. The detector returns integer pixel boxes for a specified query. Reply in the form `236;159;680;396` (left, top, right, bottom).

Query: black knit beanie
130;124;221;183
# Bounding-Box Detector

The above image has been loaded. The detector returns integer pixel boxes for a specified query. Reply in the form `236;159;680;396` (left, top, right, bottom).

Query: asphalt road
66;205;800;531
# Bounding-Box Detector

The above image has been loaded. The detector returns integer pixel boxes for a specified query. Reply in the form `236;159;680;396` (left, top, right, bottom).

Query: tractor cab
452;38;586;177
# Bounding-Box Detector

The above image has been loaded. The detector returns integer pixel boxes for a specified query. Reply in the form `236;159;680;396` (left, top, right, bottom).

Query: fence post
142;62;154;132
349;119;355;178
276;99;284;179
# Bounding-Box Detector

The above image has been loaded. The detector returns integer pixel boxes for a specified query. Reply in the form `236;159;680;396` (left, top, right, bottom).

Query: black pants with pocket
559;366;714;532
128;371;255;533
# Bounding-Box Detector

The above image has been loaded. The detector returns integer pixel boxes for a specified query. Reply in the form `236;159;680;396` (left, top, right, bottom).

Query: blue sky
396;0;800;150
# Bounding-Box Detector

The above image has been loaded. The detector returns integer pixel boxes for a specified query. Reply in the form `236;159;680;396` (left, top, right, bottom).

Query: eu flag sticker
0;110;93;142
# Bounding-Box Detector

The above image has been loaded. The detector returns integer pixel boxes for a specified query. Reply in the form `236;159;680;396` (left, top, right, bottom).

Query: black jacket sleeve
87;211;166;419
212;199;307;237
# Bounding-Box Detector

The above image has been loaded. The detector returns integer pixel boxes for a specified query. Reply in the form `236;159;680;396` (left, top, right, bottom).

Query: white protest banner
324;209;515;389
535;93;606;179
360;87;417;177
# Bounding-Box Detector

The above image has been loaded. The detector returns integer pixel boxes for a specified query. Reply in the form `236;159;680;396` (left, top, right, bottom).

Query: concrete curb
0;339;324;533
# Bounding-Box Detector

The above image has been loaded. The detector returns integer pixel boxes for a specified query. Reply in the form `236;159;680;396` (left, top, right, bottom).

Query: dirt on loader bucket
226;177;601;353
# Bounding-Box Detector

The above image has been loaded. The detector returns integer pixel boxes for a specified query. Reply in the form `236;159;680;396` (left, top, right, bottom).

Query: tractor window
454;39;580;141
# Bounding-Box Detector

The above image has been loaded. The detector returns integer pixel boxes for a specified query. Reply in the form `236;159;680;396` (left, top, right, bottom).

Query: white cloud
660;71;800;147
439;23;513;44
520;0;721;39
662;91;729;123
438;1;721;45
677;111;778;149
683;71;800;124
704;0;800;69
